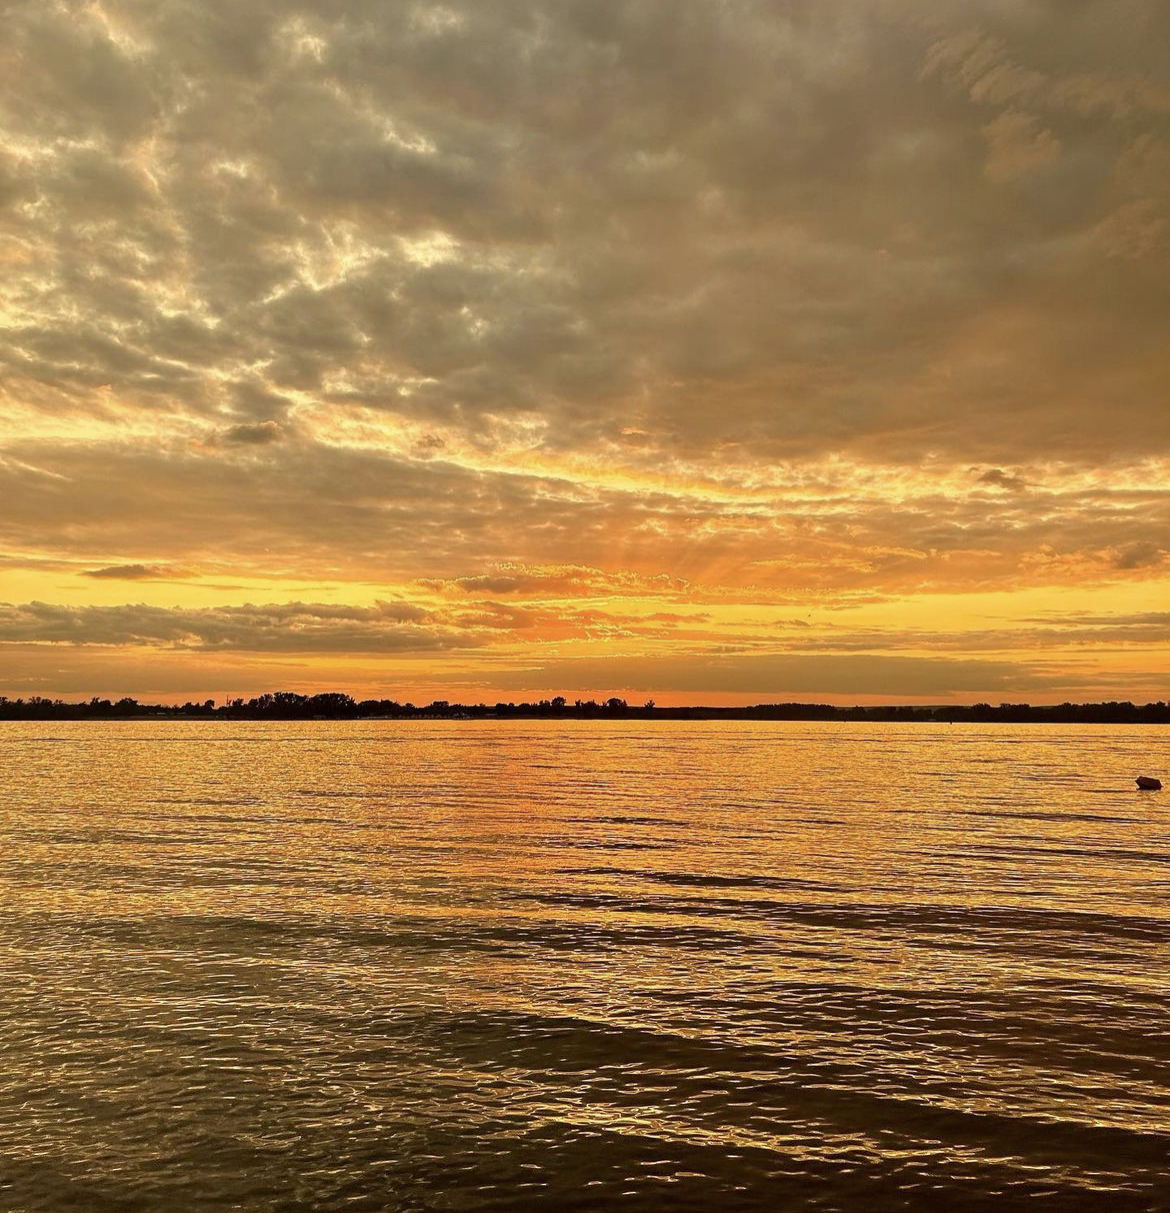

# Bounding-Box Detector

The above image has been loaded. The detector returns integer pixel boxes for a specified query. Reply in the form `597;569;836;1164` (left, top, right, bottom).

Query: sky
1;0;1168;706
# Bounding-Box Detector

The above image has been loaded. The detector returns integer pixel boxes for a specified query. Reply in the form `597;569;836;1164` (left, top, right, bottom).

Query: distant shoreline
1;693;1167;725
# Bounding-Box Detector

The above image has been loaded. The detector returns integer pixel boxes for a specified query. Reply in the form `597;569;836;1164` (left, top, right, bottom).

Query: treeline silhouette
1;692;1168;724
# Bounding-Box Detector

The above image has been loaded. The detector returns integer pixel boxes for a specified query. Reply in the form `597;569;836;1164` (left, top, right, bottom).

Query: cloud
420;564;692;599
976;468;1027;492
1;431;1166;601
2;579;1168;703
2;0;1167;466
1092;199;1167;260
490;653;1060;698
1109;541;1167;570
981;109;1061;182
82;563;188;580
219;420;286;446
0;600;472;653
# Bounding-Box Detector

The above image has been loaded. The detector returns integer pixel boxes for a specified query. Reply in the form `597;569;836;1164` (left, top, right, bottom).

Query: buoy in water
1136;776;1162;790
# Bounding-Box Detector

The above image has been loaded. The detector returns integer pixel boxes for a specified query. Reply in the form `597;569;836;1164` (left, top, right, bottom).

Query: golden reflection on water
0;720;1168;1211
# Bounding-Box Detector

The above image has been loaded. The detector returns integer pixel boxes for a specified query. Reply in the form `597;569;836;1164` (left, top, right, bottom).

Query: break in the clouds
1;1;1168;702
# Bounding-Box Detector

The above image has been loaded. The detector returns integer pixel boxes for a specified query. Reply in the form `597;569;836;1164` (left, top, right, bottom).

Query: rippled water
1;720;1168;1211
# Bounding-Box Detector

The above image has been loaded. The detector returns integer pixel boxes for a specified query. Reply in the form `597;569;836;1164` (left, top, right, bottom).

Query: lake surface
1;720;1167;1211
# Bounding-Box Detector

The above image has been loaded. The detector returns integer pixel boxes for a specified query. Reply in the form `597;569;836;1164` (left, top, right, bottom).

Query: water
1;720;1167;1211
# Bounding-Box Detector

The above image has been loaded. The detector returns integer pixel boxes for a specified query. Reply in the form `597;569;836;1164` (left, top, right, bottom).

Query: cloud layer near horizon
1;0;1168;701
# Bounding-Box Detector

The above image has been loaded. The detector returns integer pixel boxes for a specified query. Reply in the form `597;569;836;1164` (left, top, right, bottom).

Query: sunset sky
1;0;1168;705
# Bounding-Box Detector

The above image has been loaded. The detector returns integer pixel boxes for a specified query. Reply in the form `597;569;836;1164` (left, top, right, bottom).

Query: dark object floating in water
1136;776;1162;790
